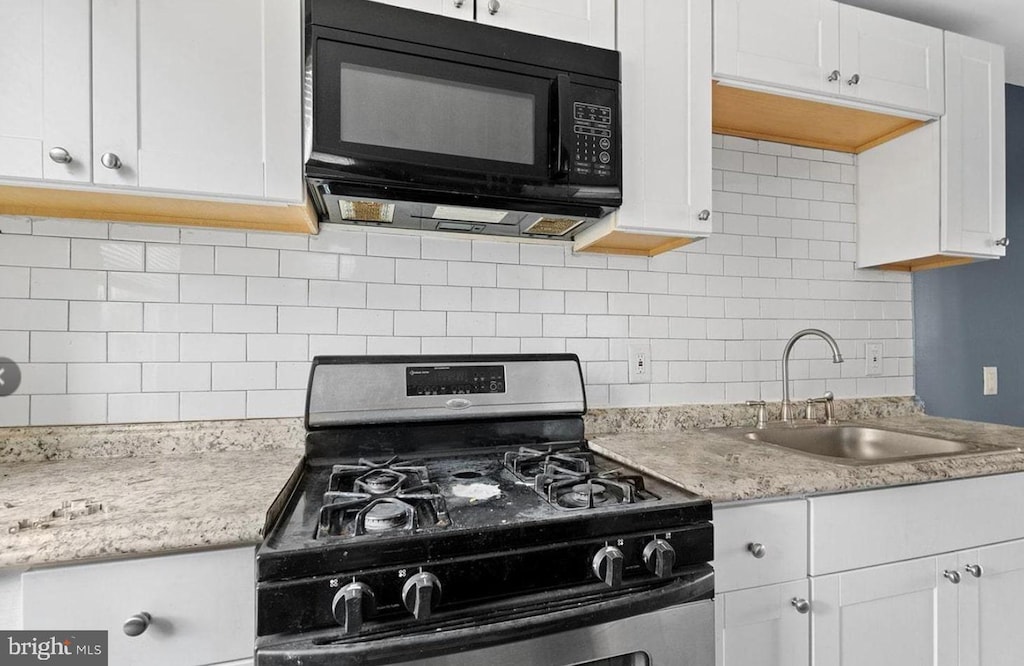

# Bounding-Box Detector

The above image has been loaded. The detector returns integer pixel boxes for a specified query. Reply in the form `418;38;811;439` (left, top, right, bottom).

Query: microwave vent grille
339;200;396;223
525;217;585;237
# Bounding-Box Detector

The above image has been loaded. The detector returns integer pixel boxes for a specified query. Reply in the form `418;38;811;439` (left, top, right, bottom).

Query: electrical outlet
865;342;883;376
984;366;998;395
628;344;652;384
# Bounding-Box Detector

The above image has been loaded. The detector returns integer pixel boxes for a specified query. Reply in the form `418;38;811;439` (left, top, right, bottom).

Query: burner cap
363;501;411;532
562;482;613;508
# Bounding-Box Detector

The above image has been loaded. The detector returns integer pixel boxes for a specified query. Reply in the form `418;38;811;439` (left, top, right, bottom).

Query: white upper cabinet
0;0;91;184
714;0;839;95
838;4;944;116
0;0;304;206
90;0;303;202
858;32;1005;270
713;0;945;117
575;0;713;256
370;0;614;47
477;0;615;49
941;33;1006;257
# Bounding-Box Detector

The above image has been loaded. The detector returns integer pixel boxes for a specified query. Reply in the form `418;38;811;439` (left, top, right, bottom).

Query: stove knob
592;546;624;587
332;582;376;635
643;539;676;579
402;572;442;620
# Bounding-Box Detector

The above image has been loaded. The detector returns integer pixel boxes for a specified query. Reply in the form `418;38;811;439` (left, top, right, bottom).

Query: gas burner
328;456;429;495
503;445;593;479
534;469;658;510
317;484;450;538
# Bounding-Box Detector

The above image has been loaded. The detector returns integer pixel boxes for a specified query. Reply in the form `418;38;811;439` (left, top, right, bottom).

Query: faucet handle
746;400;768;429
807;392;838;425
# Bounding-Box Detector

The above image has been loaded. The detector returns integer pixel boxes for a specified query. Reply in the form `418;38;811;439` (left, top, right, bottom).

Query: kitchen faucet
781;329;844;423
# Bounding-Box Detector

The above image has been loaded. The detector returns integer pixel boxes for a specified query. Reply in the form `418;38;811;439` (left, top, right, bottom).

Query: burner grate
317;483;450;537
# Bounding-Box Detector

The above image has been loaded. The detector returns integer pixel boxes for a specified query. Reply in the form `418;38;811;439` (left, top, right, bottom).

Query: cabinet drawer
22;547;254;666
809;472;1024;575
713;499;807;592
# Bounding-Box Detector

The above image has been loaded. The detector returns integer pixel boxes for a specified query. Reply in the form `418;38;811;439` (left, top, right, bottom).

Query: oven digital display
406;365;506;396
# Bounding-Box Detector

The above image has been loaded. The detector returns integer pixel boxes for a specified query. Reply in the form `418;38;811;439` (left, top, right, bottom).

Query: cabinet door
616;0;712;236
713;0;839;95
838;4;944;115
476;0;615;49
941;33;1006;258
957;540;1024;666
715;580;810;666
93;0;302;202
22;548;255;666
0;0;91;183
812;555;958;666
366;0;473;20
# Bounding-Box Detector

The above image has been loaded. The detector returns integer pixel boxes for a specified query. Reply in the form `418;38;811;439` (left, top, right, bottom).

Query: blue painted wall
913;84;1024;425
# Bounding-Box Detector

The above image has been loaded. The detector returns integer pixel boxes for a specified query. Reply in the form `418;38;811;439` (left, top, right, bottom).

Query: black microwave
304;0;622;239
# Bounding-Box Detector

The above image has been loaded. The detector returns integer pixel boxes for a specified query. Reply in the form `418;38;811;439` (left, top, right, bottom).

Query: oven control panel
406;365;506;397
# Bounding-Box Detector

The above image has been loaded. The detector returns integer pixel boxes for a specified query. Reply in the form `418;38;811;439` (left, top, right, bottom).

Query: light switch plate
984;366;998;395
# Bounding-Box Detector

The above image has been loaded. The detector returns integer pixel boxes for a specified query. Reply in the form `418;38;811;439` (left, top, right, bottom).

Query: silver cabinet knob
453;0;464;6
100;152;122;170
487;0;500;14
791;598;811;614
996;237;1009;247
847;74;861;86
965;564;984;578
122;611;152;637
698;209;711;221
48;147;73;164
747;542;767;559
827;70;840;82
944;569;962;584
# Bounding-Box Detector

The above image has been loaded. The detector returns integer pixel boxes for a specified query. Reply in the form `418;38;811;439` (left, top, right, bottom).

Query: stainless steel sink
728;424;1018;465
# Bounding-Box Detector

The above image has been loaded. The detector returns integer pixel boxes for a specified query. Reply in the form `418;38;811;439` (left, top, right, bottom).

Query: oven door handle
257;566;713;666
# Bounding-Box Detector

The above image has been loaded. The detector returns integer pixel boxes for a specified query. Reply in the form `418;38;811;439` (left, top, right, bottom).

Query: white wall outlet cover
983;366;998;396
865;342;883;376
628;343;652;384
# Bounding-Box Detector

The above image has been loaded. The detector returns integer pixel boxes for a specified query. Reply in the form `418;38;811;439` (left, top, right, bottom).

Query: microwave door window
338;64;535;166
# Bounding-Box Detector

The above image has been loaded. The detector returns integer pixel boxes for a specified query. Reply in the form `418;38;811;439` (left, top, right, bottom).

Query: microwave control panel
570;86;617;183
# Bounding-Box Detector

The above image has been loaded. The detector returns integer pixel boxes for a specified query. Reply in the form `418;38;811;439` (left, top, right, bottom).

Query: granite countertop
0;420;304;569
590;414;1024;503
3;397;1024;569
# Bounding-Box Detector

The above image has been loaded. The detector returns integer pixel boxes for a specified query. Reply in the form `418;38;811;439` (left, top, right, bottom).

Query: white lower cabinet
21;547;255;666
716;580;810;666
811;555;958;666
956;539;1024;666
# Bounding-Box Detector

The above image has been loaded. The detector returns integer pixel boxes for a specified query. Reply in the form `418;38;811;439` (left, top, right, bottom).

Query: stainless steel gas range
256;354;714;665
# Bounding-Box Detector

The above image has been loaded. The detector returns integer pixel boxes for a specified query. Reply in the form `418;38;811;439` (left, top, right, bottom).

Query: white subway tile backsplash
31;332;106;363
143;303;212;333
142;363;211;392
0;135;915;425
180;333;246;362
31;394;107;425
31;268;106;301
0;299;68;331
108;392;179;423
108;272;178;302
108;333;178;362
215;247;278;277
246;277;308;306
71;239;144;271
147;244;215;274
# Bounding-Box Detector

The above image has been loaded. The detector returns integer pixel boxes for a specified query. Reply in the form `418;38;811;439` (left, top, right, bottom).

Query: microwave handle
552;73;572;178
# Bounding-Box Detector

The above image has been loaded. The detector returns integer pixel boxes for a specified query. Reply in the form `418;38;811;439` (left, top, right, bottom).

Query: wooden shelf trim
0;184;318;235
575;230;697;256
872;254;976;272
